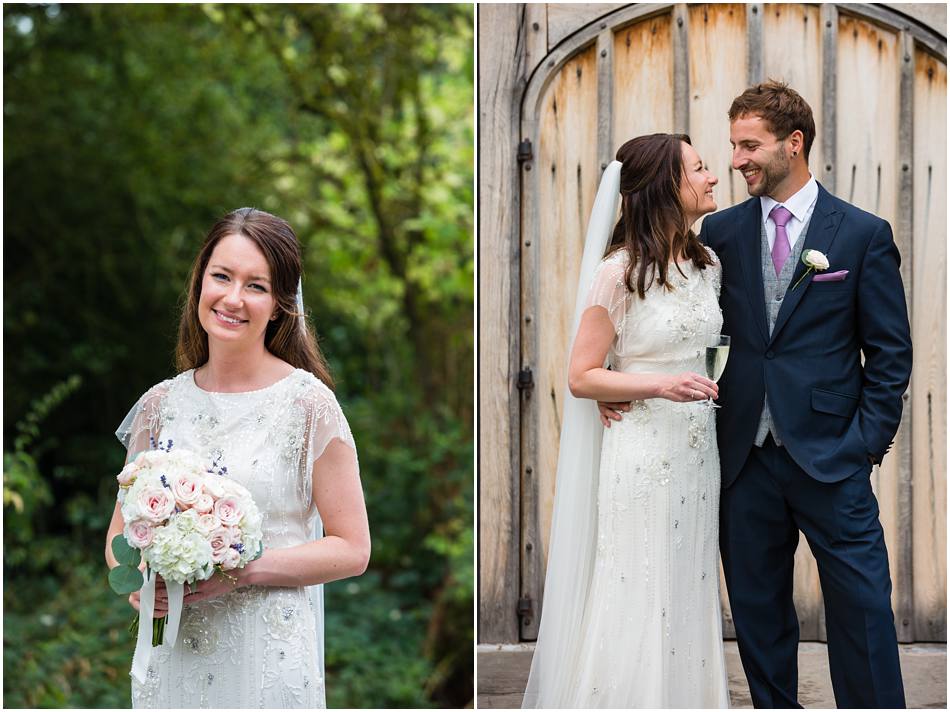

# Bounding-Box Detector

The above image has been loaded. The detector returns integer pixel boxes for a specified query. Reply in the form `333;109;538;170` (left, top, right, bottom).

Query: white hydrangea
145;528;214;584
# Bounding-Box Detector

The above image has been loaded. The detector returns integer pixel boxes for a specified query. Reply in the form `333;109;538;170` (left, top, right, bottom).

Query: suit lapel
768;185;843;345
734;199;769;343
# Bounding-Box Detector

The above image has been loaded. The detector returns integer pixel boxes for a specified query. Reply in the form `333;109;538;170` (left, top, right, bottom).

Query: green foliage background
3;4;474;708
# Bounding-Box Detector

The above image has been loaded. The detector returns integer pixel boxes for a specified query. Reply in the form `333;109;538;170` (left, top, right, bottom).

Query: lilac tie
770;205;793;275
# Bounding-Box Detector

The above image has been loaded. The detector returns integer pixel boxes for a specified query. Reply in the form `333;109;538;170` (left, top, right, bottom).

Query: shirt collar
760;174;819;223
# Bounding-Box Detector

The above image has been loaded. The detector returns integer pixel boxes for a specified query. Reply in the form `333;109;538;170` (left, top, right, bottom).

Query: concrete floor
477;641;947;708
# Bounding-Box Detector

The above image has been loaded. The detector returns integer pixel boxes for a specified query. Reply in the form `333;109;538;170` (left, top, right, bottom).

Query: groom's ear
788;129;805;159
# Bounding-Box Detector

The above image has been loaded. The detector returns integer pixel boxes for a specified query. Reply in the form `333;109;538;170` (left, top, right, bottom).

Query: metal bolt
601;49;607;57
752;5;758;13
601;162;607;170
825;164;832;171
677;16;683;27
526;542;533;552
902;164;909;172
532;22;540;31
826;20;832;28
525;164;531;171
525;240;531;247
525;315;532;323
525;466;533;474
600;22;606;29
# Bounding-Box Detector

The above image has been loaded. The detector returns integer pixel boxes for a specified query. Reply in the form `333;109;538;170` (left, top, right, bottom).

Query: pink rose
138;486;175;523
193;494;215;514
220;547;241;570
213;496;244;527
172;474;203;509
117;462;139;486
209;527;233;564
125;520;155;548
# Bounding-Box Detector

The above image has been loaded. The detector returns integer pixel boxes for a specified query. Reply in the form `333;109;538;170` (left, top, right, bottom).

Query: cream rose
196;513;221;535
125;520;155;549
137;485;176;523
213;496;244;527
117;462;139;487
172;473;203;509
220;547;241;570
803;249;829;270
209;527;234;564
193;494;215;515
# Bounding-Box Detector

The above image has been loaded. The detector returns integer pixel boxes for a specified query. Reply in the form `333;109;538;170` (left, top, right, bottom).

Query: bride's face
678;142;718;223
197;233;277;347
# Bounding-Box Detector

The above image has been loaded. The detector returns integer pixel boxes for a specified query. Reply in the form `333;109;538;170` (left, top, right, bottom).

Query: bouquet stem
129;613;166;646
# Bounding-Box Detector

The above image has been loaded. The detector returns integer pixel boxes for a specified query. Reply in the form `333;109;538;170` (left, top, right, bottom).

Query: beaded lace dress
116;368;355;709
567;248;729;708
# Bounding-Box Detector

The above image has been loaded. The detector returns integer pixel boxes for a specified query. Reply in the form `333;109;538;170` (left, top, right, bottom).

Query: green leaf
108;565;143;595
110;535;140;567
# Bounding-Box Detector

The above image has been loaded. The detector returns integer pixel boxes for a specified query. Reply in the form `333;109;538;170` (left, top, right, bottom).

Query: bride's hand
655;372;718;403
154;570;242;609
128;574;169;618
597;401;631;427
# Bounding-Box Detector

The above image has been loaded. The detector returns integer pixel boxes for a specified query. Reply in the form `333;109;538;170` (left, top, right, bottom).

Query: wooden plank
611;12;675;152
762;3;825;186
547;3;624;50
596;30;614;171
525;43;601;641
821;4;838;191
835;11;906;638
687;4;747;219
762;0;827;644
894;29;916;644
672;3;690;135
477;2;527;644
525;3;548;81
747;4;763;85
911;47;947;642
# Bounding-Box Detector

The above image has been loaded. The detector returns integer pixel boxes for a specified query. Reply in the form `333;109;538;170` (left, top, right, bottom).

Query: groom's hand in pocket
597;401;630;427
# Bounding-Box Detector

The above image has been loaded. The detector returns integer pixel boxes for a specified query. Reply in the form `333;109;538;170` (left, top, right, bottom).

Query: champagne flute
704;335;730;408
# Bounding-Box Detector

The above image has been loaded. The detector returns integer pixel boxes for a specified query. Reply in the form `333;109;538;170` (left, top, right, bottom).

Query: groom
603;81;912;708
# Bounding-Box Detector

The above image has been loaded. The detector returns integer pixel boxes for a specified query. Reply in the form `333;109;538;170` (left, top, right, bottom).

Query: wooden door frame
514;2;946;643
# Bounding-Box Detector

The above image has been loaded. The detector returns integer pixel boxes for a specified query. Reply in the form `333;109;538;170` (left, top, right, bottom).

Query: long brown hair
607;133;714;298
175;207;335;389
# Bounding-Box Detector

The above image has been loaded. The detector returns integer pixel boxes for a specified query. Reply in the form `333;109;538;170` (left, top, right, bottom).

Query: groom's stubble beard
745;143;791;198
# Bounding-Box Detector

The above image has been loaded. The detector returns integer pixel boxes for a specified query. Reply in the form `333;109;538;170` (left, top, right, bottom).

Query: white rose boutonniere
791;249;830;289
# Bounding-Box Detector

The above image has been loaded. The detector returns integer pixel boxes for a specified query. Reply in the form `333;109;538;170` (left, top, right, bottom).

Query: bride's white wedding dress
526;248;729;708
117;368;355;709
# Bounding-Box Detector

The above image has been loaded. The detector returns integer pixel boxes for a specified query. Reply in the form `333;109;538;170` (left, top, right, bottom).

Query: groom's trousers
720;435;906;709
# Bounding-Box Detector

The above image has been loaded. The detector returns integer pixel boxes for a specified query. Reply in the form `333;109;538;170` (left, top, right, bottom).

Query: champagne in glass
704;335;730;408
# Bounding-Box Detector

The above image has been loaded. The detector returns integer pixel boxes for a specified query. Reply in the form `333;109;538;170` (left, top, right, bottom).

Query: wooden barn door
517;3;946;643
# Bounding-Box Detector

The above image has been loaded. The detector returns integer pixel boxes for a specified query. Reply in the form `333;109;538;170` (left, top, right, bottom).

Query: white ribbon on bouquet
130;570;185;684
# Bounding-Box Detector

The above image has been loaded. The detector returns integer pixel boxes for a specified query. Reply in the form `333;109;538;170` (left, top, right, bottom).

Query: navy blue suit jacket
699;185;912;487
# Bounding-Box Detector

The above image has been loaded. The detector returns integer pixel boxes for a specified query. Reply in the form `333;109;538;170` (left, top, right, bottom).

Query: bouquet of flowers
109;440;263;669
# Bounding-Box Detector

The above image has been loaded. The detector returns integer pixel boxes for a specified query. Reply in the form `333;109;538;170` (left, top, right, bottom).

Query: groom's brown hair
728;80;816;160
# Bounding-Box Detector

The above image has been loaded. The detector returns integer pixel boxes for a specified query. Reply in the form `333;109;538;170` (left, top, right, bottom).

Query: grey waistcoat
754;215;812;447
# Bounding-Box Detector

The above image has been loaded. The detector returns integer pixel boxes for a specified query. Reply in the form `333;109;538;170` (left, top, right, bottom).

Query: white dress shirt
760;175;819;251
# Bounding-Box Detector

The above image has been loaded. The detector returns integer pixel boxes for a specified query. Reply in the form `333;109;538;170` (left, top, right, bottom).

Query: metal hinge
517;138;533;163
518;596;534;620
517;367;534;391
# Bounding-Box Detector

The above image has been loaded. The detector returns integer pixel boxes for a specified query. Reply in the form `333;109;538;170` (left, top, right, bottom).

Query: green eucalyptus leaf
108;565;143;595
111;535;141;567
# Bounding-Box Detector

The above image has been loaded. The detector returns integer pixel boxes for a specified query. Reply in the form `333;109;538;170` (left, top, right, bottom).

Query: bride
104;208;370;708
522;134;729;708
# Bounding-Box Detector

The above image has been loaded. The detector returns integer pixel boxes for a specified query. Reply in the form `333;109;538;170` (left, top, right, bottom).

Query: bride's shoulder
702;245;721;267
288;370;341;408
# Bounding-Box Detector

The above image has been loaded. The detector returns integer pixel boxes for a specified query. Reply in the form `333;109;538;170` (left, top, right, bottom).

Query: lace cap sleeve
583;252;631;333
115;381;170;463
298;376;358;508
703;245;722;298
